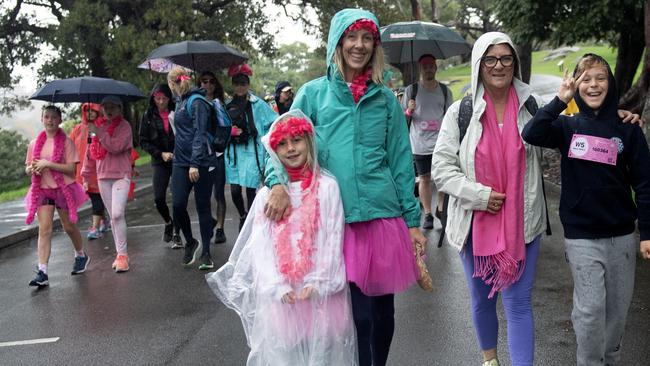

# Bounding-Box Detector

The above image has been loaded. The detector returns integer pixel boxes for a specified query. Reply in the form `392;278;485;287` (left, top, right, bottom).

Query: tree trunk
517;42;532;84
430;0;438;23
620;0;650;121
614;13;645;97
410;0;422;20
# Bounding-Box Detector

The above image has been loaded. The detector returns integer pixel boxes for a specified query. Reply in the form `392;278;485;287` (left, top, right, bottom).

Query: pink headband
228;63;253;77
344;19;380;44
269;117;314;150
153;91;167;98
175;75;190;82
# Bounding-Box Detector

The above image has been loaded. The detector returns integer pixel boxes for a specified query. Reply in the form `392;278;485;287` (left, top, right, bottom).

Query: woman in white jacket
432;32;546;366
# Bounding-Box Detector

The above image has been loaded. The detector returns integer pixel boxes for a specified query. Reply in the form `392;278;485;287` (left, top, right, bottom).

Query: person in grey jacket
432;32;546;366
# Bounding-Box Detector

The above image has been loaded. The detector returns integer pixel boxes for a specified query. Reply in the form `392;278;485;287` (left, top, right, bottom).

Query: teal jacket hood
326;9;379;69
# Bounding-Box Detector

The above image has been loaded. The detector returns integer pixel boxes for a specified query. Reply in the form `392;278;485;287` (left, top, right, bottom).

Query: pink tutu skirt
25;182;88;214
343;217;419;296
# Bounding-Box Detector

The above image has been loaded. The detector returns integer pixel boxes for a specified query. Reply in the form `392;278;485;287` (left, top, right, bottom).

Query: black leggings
88;192;105;216
350;283;395;366
213;156;226;228
230;184;256;218
152;163;178;233
171;166;215;254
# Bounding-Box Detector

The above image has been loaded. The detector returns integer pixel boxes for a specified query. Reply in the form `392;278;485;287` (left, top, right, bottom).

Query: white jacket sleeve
432;102;491;211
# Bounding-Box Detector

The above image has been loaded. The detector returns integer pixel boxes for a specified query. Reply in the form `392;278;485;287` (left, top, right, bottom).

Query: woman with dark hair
139;83;182;248
197;71;227;244
225;64;277;230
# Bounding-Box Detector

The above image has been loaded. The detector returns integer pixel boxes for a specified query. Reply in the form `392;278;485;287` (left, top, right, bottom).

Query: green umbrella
380;21;471;65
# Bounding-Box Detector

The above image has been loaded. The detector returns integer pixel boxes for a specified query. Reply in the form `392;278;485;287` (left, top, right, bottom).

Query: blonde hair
167;66;192;96
333;44;385;85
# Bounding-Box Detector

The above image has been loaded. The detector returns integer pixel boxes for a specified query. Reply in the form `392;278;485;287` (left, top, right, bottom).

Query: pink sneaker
112;254;129;273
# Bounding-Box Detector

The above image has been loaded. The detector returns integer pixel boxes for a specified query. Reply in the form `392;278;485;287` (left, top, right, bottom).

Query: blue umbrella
30;76;145;103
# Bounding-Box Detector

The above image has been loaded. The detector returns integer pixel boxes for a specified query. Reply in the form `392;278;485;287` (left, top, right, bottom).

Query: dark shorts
413;154;433;177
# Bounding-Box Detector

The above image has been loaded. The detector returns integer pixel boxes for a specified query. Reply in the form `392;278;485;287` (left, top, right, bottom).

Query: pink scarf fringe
26;129;79;225
89;116;122;160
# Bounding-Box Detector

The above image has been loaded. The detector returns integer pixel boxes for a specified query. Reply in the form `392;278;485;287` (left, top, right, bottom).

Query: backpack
436;94;551;248
226;99;258;145
406;82;450;130
186;94;231;153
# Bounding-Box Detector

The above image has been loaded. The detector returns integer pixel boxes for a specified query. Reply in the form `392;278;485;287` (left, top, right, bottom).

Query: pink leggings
99;177;130;255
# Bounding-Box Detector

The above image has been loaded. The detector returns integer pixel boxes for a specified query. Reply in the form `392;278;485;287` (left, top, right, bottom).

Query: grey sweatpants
565;234;637;366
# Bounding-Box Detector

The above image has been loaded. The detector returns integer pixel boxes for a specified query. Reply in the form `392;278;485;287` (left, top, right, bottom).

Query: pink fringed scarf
26;128;79;224
89;116;122;160
472;85;526;298
273;165;320;284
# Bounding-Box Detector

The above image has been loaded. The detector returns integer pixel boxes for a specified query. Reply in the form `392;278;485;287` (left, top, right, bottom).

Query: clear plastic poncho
206;110;358;366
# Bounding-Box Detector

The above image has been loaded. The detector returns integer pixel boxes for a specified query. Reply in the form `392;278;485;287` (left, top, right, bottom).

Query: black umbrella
381;21;471;65
143;40;248;71
30;76;145;103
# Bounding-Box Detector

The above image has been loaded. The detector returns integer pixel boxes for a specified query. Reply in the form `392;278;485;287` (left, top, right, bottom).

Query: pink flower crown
344;19;380;44
269;117;314;150
228;63;253;77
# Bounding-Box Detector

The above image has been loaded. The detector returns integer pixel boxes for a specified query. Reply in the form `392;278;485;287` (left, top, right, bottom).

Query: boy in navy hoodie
522;54;650;365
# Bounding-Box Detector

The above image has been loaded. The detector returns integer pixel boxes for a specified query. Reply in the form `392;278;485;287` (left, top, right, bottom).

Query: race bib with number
568;134;618;165
418;119;441;131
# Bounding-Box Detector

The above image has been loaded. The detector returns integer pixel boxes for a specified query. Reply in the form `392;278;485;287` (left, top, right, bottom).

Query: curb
0;183;154;250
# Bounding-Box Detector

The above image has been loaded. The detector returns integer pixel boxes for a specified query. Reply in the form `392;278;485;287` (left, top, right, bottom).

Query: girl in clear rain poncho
206;110;357;366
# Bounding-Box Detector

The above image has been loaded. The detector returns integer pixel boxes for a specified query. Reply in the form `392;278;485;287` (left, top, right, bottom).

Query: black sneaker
422;213;434;230
163;222;174;243
238;214;247;231
198;253;214;270
214;228;226;244
182;239;202;266
29;270;49;287
71;255;90;275
171;234;184;249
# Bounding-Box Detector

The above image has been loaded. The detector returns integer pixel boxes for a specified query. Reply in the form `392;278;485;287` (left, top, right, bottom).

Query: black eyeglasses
201;79;217;85
481;55;515;68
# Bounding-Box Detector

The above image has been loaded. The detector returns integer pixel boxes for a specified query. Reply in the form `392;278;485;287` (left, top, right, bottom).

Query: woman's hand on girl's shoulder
265;185;291;221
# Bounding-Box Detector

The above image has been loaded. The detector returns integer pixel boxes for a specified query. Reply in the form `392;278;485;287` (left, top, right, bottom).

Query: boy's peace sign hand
557;69;586;104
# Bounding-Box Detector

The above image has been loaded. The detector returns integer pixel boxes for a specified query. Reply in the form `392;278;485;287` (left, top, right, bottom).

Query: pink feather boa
26;128;79;225
273;168;321;284
350;67;373;103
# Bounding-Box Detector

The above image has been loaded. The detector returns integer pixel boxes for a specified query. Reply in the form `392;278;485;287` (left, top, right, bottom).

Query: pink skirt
343;217;419;296
25;182;88;213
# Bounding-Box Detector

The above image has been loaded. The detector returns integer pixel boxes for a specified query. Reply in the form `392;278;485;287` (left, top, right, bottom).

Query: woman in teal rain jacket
264;8;427;366
225;64;277;230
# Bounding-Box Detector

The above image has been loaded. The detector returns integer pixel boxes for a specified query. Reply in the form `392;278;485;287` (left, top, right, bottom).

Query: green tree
0;0;278;114
0;127;29;191
493;0;644;95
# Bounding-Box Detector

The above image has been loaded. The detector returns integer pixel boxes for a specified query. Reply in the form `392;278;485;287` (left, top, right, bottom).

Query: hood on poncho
81;103;101;124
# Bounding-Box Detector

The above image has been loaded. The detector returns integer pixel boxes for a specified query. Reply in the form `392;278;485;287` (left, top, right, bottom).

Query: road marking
0;337;60;347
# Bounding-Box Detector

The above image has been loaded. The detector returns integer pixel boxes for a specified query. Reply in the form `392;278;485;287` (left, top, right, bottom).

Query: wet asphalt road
0;184;649;366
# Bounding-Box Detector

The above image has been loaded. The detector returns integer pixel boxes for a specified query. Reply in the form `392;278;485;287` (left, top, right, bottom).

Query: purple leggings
460;234;540;366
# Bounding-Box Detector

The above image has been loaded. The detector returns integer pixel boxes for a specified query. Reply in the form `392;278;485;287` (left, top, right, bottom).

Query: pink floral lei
89;116;122;160
273;169;321;284
350;67;373;103
26;128;78;224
